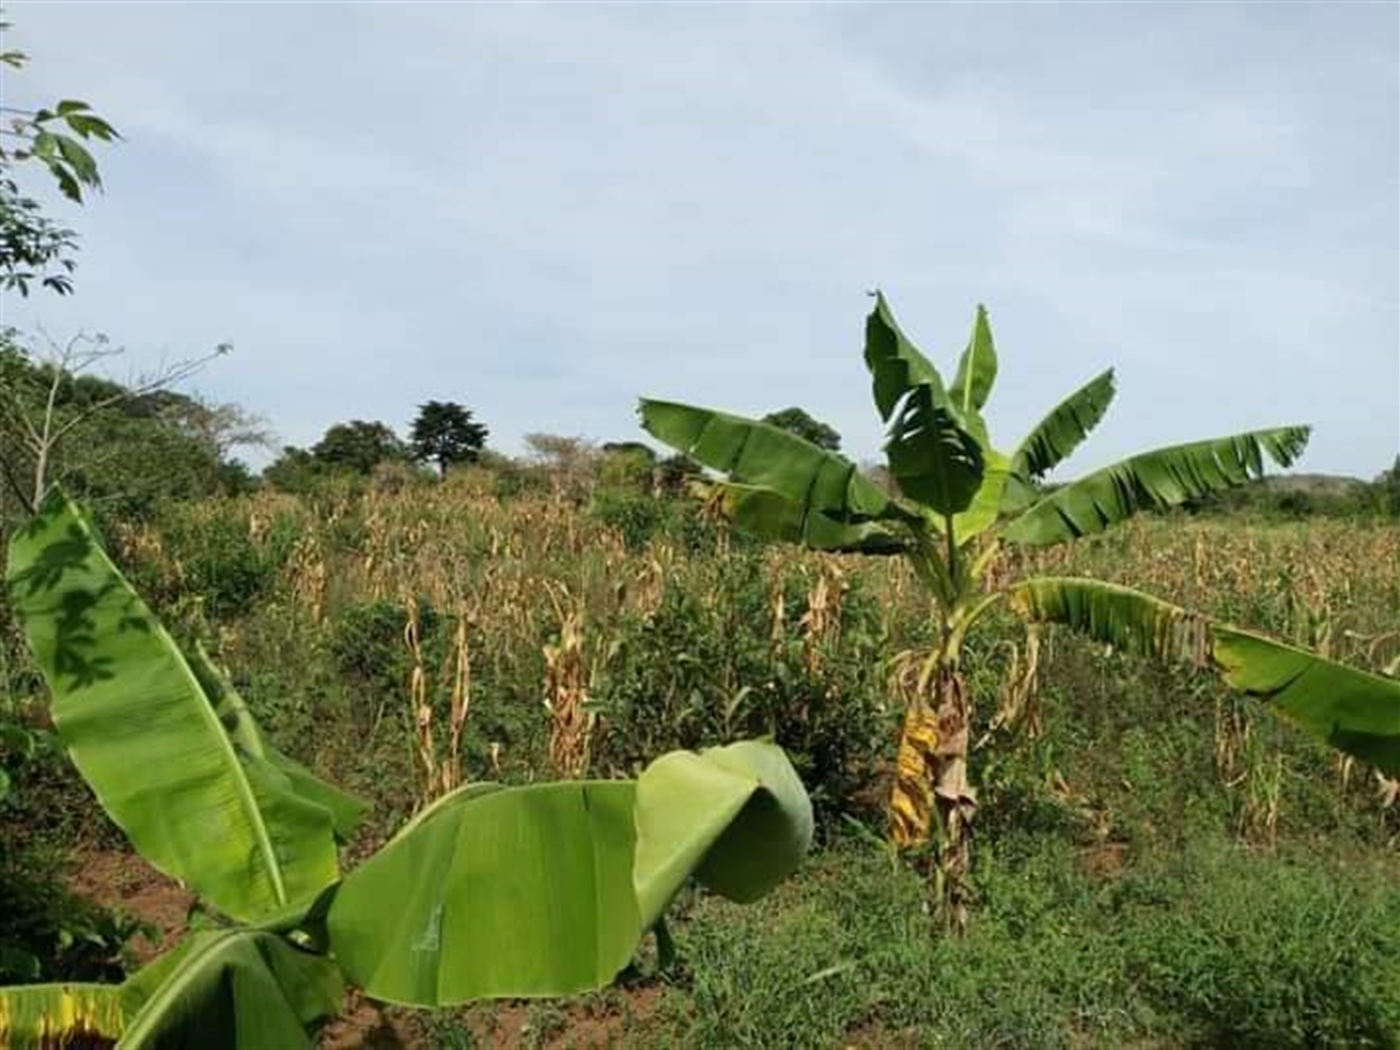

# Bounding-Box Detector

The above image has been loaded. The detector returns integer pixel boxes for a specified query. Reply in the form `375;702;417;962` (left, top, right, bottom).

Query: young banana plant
0;495;814;1049
640;292;1400;929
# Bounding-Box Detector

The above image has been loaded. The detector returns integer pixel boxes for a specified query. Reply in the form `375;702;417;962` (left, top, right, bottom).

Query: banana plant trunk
890;641;976;933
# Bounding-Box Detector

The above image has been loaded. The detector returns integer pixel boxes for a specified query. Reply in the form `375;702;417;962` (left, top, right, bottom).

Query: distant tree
409;401;488;478
524;432;600;502
762;407;841;451
601;441;656;461
1374;455;1400;517
312;420;406;475
0;330;226;516
262;446;321;494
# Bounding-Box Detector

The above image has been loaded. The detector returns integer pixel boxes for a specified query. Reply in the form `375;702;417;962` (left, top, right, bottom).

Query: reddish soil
66;847;666;1049
68;846;197;964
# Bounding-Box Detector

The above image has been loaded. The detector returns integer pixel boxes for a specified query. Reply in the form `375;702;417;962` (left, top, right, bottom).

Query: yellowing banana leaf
1009;577;1400;776
711;482;906;554
117;930;343;1050
865;294;985;515
326;741;812;1006
5;495;344;922
639;400;904;524
0;982;124;1049
1003;427;1310;546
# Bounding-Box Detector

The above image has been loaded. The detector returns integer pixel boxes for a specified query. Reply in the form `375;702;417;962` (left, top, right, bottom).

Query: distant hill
1256;473;1369;495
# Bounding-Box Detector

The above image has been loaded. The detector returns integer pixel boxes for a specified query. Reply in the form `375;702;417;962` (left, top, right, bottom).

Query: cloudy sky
3;3;1397;476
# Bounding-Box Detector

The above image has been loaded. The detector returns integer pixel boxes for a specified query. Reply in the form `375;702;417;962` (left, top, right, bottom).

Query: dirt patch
67;847;196;964
320;992;420;1050
462;984;666;1050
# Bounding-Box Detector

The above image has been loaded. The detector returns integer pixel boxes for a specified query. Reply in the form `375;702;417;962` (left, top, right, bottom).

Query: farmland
4;476;1397;1048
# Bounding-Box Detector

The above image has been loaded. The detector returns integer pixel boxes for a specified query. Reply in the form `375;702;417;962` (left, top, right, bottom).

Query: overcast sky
3;3;1397;477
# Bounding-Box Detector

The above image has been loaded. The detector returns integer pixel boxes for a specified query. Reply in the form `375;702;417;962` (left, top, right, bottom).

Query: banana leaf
1003;427;1310;546
117;930;343;1050
5;495;345;922
950;304;998;413
0;982;124;1049
1002;369;1115;512
184;643;368;839
639;400;904;524
1010;576;1400;775
711;482;906;554
326;740;812;1006
864;294;985;514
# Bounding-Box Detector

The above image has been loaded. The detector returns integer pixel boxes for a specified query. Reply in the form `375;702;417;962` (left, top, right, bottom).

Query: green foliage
261;446;323;495
593;557;892;824
310;419;407;475
1;495;814;1043
0;845;141;986
645;836;1400;1050
410;400;489;478
0;23;119;296
0;336;251;522
760;407;842;451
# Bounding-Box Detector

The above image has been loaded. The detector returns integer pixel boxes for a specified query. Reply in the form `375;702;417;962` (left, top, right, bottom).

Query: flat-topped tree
640;291;1400;930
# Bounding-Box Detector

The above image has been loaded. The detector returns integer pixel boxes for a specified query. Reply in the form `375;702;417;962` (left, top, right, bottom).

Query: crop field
4;480;1397;1048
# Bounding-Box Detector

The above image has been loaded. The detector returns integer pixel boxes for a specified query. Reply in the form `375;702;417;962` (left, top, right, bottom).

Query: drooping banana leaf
5;495;344;922
638;399;906;524
864;294;985;514
0;982;124;1049
950;304;998;414
1009;577;1400;775
117;930;343;1050
633;739;813;917
325;740;812;1006
1002;427;1310;546
1002;369;1115;512
185;643;369;839
710;482;906;554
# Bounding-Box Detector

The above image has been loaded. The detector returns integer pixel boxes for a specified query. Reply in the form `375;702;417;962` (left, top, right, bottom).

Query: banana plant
0;495;814;1048
640;292;1400;928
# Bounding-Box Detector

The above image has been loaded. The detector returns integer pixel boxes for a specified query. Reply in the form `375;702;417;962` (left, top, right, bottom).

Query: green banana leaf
0;982;124;1049
5;495;346;922
1009;576;1400;776
927;449;1010;547
1003;369;1115;512
1002;427;1310;546
326;740;813;1006
864;294;985;515
950;304;998;414
634;739;813;917
863;290;945;420
185;643;368;839
638;399;905;524
117;930;343;1050
711;482;906;554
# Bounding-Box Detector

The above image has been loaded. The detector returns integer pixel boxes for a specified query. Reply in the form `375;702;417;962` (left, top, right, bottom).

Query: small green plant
0;495;814;1048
